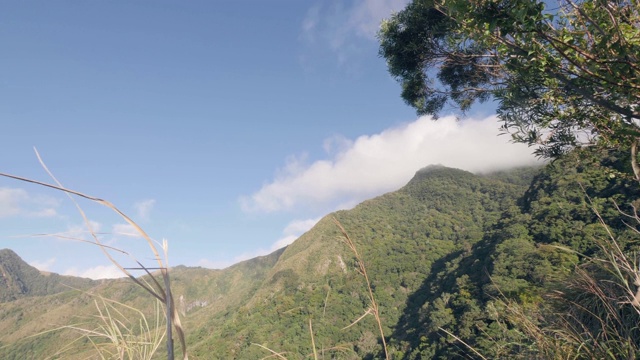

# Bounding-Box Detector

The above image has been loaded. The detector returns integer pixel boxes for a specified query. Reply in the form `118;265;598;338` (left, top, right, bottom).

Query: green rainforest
3;0;640;358
2;147;640;359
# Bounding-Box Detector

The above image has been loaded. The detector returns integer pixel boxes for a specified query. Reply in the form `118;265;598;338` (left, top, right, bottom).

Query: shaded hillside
0;249;95;302
389;148;640;359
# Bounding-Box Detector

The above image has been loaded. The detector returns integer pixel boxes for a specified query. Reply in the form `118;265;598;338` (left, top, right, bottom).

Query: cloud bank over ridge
241;115;541;214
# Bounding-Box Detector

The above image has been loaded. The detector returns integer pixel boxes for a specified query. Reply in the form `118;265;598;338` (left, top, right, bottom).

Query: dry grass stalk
309;318;318;360
497;192;640;359
0;149;188;360
332;217;390;360
438;327;488;360
251;343;289;360
75;295;165;360
251;314;354;359
23;292;166;360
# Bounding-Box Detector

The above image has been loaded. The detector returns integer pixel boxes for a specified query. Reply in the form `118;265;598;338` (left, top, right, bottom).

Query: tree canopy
379;0;640;175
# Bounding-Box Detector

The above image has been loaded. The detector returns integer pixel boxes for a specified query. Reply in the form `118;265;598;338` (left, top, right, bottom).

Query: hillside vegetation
0;249;95;303
2;147;639;359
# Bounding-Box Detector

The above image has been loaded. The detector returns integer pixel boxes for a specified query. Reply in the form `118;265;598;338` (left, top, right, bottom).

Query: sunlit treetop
380;0;640;176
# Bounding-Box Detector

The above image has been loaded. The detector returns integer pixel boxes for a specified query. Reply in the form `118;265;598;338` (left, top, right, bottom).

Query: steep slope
390;148;640;359
187;165;537;359
0;165;541;359
0;249;95;302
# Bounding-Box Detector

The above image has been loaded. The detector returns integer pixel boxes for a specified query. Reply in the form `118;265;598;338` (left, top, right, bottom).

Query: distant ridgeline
1;147;639;359
0;249;95;303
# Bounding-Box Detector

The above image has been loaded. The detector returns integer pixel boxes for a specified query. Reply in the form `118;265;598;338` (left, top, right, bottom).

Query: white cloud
300;0;409;66
30;257;56;272
0;187;59;218
347;0;409;39
301;5;321;40
134;199;155;221
0;188;27;217
197;258;234;270
283;218;321;237
30;208;58;217
241;115;540;213
198;247;278;271
198;217;321;270
269;217;322;251
60;220;103;241
64;265;125;280
269;235;299;251
199;248;277;271
323;134;354;156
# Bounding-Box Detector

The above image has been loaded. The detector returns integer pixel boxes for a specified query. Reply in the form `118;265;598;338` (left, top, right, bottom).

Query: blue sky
0;0;539;279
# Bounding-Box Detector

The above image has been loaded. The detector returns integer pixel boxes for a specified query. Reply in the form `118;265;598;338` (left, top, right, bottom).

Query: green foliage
169;165;536;359
0;250;285;359
4;153;640;358
389;147;640;359
0;164;538;359
379;0;640;166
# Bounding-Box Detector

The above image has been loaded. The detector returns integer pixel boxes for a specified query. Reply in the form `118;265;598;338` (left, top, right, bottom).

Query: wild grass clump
0;149;187;360
43;294;165;360
495;200;640;359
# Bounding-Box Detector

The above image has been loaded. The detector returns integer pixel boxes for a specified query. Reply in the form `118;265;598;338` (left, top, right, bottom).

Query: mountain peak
0;248;94;302
0;248;20;258
410;165;473;182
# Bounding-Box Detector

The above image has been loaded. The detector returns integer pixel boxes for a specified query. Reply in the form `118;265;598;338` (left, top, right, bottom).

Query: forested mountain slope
389;149;640;359
0;249;95;303
2;149;638;359
186;165;538;359
0;248;285;359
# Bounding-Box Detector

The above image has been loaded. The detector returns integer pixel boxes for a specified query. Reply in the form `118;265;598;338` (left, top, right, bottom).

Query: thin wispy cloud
134;199;155;221
29;208;57;217
300;0;409;67
196;258;233;270
62;220;103;241
30;257;56;272
0;188;29;217
347;0;409;39
270;217;321;250
0;187;60;218
198;217;320;270
241;115;540;214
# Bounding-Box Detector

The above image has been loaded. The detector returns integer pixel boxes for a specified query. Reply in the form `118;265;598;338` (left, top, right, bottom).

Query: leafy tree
379;0;640;176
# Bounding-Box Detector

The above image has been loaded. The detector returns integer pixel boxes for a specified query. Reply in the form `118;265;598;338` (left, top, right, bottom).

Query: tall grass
333;218;390;360
0;150;187;360
491;198;640;359
43;294;166;360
